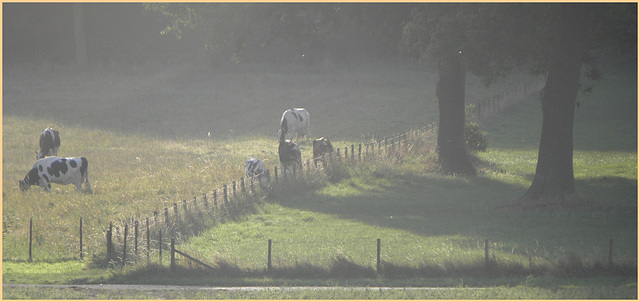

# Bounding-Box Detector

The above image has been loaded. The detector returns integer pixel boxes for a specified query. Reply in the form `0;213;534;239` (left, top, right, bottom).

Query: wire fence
470;76;546;122
101;124;436;267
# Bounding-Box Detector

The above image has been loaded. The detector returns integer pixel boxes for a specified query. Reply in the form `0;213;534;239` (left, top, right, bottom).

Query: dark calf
36;127;60;160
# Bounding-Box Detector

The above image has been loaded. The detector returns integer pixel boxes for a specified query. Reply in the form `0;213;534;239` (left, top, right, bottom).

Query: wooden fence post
173;203;178;218
29;217;33;262
351;144;355;161
223;185;228;203
182;200;187;212
241;177;246;194
146;218;150;263
134;220;139;264
164;208;169;226
485;239;490;265
107;222;113;260
203;193;208;208
79;217;83;260
233;181;237;199
213;190;218;208
122;223;128;266
123;223;129;266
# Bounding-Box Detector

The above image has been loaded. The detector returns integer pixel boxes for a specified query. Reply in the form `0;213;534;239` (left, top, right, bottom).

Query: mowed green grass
2;64;636;298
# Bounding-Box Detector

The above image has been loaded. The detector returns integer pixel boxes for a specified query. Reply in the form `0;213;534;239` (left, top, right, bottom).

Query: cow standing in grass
19;156;92;193
277;108;310;142
278;139;302;176
245;158;267;179
36;127;60;159
312;137;334;166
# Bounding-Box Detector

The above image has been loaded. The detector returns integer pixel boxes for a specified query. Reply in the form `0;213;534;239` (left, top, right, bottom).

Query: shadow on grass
271;166;637;265
105;254;636;286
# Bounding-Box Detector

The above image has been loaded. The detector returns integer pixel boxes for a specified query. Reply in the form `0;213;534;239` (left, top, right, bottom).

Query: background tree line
4;3;415;69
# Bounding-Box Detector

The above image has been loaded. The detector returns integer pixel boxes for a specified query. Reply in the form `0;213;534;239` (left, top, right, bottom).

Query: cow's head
19;167;39;191
18;179;30;191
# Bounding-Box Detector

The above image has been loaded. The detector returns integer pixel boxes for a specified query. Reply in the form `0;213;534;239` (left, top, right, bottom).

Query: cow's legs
41;181;52;192
83;175;92;193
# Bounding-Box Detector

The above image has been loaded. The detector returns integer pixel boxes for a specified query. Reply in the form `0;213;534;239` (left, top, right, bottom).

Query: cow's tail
80;157;92;193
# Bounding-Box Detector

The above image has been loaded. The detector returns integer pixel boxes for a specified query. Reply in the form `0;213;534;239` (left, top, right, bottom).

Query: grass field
2;62;637;299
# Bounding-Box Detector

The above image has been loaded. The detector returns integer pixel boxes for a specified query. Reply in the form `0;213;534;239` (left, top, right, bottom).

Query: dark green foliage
465;122;489;153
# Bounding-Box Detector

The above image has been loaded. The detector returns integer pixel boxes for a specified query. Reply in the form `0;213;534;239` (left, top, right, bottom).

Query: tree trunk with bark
523;4;585;204
436;52;476;176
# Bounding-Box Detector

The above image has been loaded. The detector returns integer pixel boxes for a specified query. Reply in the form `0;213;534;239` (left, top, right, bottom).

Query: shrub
465;122;489;152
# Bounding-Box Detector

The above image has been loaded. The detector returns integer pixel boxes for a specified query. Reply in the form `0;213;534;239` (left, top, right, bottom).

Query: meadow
2;61;637;299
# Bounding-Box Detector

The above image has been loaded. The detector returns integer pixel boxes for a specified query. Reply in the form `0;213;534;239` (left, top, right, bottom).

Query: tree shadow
274;170;637;258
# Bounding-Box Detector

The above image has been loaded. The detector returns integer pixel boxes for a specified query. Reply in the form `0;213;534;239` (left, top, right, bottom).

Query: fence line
102;124;437;266
470;77;546;122
25;210;620;273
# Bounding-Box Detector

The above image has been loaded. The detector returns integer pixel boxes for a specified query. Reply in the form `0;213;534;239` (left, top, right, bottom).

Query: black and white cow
278;140;302;175
312;137;334;166
277;108;310;142
19;156;92;193
36;127;60;160
312;137;334;159
245;158;267;179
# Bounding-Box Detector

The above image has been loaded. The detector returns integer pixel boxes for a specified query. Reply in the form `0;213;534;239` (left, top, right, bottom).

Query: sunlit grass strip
2;116;284;261
181;203;550;273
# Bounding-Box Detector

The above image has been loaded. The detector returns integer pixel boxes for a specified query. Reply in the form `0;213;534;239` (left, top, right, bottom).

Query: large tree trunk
436;52;476;176
523;58;581;203
523;4;584;204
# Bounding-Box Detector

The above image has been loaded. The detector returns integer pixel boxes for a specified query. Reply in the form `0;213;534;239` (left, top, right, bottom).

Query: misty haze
3;3;636;299
3;3;548;140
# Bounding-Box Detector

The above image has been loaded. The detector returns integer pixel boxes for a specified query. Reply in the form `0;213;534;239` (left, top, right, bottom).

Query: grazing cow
278;139;302;175
245;158;267;179
277;108;310;142
36;127;61;160
312;137;334;167
19;156;92;193
312;137;334;160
